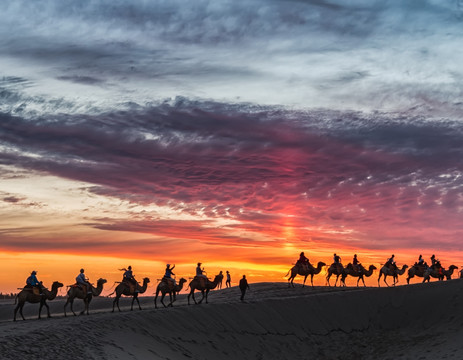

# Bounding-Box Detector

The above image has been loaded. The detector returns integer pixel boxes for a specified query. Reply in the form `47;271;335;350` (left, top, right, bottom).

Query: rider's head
300;252;304;256
128;265;132;270
80;268;84;273
197;262;202;266
354;254;357;257
31;270;37;275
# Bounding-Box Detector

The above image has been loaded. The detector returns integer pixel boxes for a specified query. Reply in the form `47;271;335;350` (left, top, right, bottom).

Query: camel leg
326;273;331;287
161;293;167;308
112;296;121;312
70;298;77;316
383;275;390;287
205;289;210;304
302;275;308;287
198;290;205;304
14;303;24;321
154;291;159;309
133;294;142;310
334;274;339;287
377;273;381;287
311;274;314;289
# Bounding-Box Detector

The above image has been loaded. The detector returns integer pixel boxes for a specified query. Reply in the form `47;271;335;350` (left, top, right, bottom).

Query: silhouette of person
418;255;424;266
26;270;43;295
122;265;137;285
164;264;176;286
226;271;231;288
217;270;223;289
296;252;309;268
386;255;396;270
196;262;207;279
76;268;92;294
239;275;250;301
353;254;361;272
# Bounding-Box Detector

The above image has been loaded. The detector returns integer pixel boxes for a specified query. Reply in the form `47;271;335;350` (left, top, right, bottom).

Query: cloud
1;99;463;253
1;0;462;112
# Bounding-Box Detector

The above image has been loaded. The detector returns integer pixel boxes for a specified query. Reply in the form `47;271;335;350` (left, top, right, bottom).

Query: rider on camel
196;262;207;279
296;252;310;269
430;255;441;269
76;268;92;294
163;264;176;286
352;254;362;273
122;265;137;286
333;253;342;271
385;254;397;271
26;270;43;295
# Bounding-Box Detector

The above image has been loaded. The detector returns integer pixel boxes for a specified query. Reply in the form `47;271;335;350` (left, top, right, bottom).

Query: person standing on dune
226;271;231;288
239;275;250;301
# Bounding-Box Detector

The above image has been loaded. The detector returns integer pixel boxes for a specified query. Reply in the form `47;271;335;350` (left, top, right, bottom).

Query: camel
187;274;221;305
341;263;377;287
378;264;408;287
286;261;326;288
423;265;458;282
326;263;345;287
64;278;107;316
110;277;150;312
155;278;187;308
442;265;459;280
14;281;64;321
406;264;428;284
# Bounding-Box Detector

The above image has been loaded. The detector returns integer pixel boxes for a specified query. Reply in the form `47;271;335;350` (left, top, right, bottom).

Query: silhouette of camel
14;281;63;321
341;263;377;287
110;277;150;312
378;265;408;287
64;278;107;316
286;261;326;288
155;278;187;308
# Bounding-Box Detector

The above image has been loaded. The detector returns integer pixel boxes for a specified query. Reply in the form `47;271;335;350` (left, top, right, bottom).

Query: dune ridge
1;280;462;359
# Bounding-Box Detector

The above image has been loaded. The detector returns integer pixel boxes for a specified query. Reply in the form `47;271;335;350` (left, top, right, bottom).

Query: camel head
142;277;150;284
97;278;108;285
179;278;187;284
370;265;377;271
53;281;64;289
449;265;458;271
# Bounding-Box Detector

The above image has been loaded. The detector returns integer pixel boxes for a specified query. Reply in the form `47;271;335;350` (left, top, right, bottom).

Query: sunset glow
2;1;463;294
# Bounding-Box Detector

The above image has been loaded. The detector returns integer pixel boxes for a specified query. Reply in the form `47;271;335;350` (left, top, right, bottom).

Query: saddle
23;285;41;295
162;277;175;291
297;262;309;272
194;276;207;288
123;279;137;293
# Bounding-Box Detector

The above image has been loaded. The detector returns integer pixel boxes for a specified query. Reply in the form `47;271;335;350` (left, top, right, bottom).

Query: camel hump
162;277;175;290
194;276;207;287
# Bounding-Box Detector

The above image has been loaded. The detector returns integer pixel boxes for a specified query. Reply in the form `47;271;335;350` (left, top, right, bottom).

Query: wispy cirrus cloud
1;99;463;255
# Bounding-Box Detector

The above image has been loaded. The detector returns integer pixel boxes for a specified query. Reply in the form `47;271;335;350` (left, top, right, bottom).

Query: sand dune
1;280;462;359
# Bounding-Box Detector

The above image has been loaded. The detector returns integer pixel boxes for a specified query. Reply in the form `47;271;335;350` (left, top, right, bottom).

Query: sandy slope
1;280;462;360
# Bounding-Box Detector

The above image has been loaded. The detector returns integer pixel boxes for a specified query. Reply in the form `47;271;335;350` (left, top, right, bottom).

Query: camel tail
108;290;116;297
284;269;291;277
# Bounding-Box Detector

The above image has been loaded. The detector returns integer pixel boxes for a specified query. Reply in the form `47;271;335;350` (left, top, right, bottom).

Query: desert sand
1;279;462;360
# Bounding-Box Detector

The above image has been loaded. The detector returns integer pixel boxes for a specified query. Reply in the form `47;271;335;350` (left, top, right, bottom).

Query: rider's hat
128;265;132;270
31;270;37;275
166;264;170;267
80;268;84;272
197;262;202;266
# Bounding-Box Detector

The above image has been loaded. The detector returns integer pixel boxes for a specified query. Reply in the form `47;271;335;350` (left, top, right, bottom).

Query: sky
1;0;463;293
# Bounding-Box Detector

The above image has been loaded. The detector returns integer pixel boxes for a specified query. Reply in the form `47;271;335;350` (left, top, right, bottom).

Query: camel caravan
286;253;460;289
12;254;461;321
13;262;225;321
